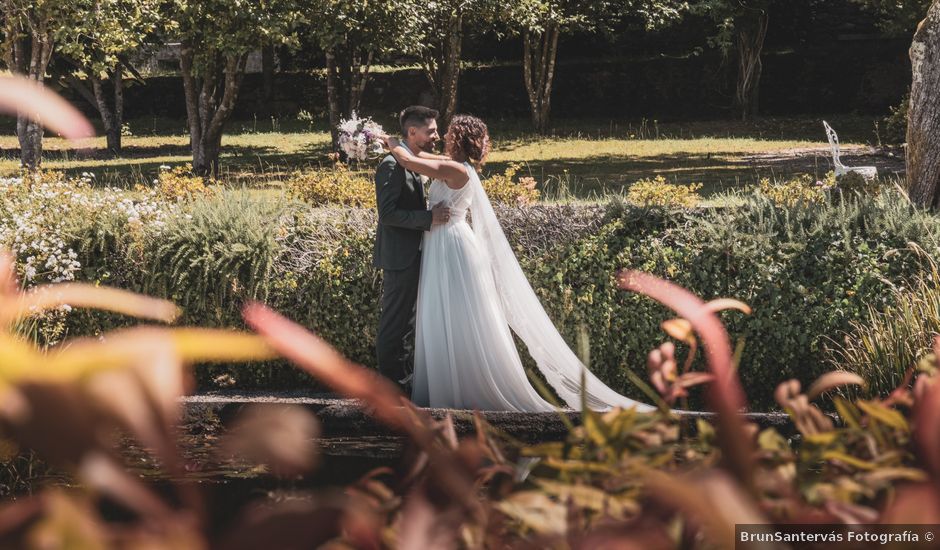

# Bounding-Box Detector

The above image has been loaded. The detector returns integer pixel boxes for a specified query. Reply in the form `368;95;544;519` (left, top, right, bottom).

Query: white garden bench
823;120;878;179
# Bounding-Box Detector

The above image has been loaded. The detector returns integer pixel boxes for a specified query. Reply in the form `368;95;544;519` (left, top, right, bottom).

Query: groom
374;106;451;389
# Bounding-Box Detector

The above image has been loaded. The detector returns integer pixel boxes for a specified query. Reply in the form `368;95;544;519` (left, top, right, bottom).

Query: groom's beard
406;139;437;154
404;138;435;154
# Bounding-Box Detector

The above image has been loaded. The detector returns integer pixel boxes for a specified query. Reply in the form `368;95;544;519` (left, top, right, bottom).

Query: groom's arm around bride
374;156;432;235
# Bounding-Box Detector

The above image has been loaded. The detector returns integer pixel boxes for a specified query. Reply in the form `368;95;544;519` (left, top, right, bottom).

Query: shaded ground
500;146;906;199
741;145;905;180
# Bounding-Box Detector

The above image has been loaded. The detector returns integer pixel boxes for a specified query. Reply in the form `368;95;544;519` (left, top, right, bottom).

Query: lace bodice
428;178;473;227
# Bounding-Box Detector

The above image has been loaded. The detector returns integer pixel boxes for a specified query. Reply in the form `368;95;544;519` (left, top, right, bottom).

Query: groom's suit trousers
376;254;421;386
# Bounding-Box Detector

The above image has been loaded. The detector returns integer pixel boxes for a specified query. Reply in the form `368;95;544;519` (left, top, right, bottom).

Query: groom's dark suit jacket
373;154;433;270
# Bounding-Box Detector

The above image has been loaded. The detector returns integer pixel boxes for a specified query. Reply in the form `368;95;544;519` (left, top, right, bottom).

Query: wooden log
120;393;794;482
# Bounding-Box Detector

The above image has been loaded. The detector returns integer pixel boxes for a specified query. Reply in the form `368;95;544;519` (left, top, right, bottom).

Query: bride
384;115;651;413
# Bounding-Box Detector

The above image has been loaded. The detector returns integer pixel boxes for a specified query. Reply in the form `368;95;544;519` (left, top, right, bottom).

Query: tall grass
829;252;940;398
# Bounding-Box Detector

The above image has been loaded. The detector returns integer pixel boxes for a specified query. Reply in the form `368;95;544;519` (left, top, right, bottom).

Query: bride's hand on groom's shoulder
381;135;399;150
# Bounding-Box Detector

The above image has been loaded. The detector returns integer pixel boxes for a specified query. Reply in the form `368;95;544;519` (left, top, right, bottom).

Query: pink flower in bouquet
337;112;386;161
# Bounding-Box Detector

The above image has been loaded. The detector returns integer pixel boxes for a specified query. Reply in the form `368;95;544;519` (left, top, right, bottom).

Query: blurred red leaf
806;371;866;401
914;370;940;478
1;283;181;327
618;271;755;489
215;499;345;550
220;404;320;477
242;303;408;435
644;469;767;548
242;303;482;520
881;482;940;524
0;76;94;141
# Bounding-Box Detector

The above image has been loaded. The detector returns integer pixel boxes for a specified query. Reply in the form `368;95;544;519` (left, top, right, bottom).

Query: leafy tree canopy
169;0;304;73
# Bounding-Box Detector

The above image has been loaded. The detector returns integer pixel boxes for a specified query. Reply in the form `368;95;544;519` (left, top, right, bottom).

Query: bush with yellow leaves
759;174;827;207
482;163;539;206
285;162;375;208
149;164;215;202
626;175;702;208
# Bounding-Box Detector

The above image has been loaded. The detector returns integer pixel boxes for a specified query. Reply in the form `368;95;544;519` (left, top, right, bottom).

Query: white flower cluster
337;111;386;161
0;174;175;285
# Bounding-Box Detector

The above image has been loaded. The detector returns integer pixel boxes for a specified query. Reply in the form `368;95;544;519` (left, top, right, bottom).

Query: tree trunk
348;49;373;117
199;54;245;178
440;15;461;129
114;64;124;153
261;42;275;117
201;133;223;180
735;8;769;121
180;43;247;178
18;118;43;171
180;44;204;172
439;14;462;129
6;24;54;171
91;65;124;155
63;58;128;157
326;51;342;151
421;12;463;129
325;47;375;153
907;0;940;208
523;25;560;134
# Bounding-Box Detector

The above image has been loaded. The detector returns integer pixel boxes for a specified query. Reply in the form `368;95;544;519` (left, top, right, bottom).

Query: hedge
44;188;940;410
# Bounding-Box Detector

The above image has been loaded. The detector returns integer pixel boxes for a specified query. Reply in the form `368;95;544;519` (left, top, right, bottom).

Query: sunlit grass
489;136;813;159
0;115;886;198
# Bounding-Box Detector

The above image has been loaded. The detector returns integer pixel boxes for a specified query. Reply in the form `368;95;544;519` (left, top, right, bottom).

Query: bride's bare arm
386;137;469;189
417;151;451;161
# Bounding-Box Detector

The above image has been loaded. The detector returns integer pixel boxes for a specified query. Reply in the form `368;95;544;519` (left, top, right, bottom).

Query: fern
145;190;291;324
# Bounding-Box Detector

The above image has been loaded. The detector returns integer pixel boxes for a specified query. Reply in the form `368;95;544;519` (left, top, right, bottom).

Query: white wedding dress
412;163;652;413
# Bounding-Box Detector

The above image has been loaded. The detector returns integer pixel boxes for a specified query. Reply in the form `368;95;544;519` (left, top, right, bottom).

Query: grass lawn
0;114;901;200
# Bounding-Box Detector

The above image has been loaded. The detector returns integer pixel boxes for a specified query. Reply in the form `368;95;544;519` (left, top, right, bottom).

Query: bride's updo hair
447;114;490;165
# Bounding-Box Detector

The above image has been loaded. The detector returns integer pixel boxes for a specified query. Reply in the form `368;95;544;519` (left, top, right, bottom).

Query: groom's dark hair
400;105;439;133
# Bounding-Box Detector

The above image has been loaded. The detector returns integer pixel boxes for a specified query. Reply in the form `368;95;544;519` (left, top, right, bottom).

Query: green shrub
15;179;940;409
625;175;702;208
271;208;380;368
284;163;375;208
877;93;909;147
682;191;940;406
526;189;940;408
143;190;288;318
61;189;310;390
